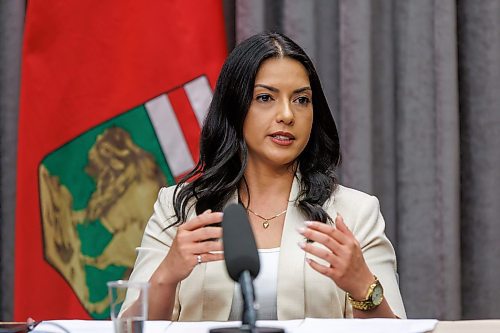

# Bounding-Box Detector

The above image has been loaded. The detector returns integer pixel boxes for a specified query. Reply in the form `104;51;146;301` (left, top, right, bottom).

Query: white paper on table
32;320;172;333
163;319;302;333
294;318;439;333
33;320;111;333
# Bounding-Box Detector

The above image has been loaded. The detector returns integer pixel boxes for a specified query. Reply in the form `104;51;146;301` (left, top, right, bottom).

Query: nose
276;100;294;125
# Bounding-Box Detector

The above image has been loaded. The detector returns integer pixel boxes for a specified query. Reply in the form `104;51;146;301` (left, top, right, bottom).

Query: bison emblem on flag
38;76;212;318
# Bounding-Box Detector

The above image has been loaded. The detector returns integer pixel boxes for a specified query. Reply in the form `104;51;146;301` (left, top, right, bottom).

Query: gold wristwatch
348;276;384;311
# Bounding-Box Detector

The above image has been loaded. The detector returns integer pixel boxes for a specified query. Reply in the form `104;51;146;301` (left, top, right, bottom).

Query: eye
256;94;273;103
295;96;311;105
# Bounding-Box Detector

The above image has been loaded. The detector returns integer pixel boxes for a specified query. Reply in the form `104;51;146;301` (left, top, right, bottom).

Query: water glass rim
107;279;150;288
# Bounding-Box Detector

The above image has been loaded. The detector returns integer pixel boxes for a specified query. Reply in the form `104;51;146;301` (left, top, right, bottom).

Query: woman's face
243;57;313;170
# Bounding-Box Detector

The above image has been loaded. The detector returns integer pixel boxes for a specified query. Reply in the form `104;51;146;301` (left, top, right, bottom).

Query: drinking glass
108;280;149;333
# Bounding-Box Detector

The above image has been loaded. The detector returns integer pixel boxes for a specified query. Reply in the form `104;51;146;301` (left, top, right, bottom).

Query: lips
270;131;295;139
269;131;295;146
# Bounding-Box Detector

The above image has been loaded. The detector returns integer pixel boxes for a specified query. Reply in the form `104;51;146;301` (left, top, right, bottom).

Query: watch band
347;276;384;311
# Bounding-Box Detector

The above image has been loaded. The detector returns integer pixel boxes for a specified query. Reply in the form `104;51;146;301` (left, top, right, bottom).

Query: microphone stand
239;270;257;332
210;270;284;333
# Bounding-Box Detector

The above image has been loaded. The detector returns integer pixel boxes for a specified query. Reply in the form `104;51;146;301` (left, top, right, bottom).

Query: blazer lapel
201;192;237;320
276;175;306;319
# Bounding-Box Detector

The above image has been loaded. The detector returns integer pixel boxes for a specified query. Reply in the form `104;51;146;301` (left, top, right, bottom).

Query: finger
298;226;342;254
192;239;224;254
190;226;223;242
334;214;354;237
199;252;224;263
305;257;333;278
298;242;339;266
182;212;223;231
305;220;349;245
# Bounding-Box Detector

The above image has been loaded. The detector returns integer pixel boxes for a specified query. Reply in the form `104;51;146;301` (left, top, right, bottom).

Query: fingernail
203;209;212;214
304;221;313;226
305;257;312;264
297;241;305;249
296;226;306;234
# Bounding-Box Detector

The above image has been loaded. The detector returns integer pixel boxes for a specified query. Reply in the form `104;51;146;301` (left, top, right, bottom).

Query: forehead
255;57;310;87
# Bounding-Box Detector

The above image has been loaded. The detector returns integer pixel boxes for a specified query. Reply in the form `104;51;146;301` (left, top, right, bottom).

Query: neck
240;161;296;209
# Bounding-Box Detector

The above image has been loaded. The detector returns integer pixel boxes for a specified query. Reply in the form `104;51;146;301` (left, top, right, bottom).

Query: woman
122;32;406;320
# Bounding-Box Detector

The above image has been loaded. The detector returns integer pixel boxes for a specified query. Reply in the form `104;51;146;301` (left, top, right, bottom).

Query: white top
228;247;280;320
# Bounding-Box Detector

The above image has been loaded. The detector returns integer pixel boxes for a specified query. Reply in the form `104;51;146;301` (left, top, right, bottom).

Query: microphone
223;203;260;281
210;203;284;333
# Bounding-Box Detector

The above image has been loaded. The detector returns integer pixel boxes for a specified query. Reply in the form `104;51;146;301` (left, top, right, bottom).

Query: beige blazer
122;177;406;320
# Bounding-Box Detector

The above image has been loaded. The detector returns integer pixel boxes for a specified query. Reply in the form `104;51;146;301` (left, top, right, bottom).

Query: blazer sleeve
120;186;181;317
350;194;406;318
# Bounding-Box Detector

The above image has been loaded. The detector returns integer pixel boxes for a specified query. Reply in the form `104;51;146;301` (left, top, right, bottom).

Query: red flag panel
15;0;226;320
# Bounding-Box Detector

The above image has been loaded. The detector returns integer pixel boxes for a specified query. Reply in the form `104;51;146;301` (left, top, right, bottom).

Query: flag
15;0;226;320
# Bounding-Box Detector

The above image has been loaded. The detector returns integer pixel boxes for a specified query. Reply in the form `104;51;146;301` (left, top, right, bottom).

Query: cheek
302;112;314;139
243;110;268;135
298;115;313;151
242;113;261;143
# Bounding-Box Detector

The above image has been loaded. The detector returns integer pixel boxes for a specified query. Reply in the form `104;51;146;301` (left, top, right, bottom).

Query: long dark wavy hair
171;32;341;226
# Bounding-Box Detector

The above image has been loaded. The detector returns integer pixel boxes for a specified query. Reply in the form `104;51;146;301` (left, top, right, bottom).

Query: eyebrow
254;84;312;94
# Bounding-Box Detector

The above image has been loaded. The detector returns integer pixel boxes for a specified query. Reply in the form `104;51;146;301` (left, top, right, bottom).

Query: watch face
372;284;384;305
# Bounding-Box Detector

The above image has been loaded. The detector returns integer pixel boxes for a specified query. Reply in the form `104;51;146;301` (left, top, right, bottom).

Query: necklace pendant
263;221;270;229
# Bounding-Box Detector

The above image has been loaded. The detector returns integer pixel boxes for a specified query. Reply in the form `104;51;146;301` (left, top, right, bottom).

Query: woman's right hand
146;210;223;320
156;209;224;285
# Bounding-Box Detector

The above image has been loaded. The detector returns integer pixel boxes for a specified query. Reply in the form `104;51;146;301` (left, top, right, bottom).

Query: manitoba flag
15;1;226;320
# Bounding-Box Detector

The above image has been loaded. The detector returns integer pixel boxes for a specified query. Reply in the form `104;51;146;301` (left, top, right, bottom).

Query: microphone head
222;203;260;281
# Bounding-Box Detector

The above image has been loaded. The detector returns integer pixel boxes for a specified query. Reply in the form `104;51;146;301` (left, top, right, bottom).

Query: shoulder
158;184;178;200
153;184;176;210
331;185;379;209
325;185;382;234
156;183;189;205
155;183;198;221
150;184;184;221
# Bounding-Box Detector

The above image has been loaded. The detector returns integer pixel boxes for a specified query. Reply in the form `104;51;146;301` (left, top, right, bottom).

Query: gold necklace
247;207;287;229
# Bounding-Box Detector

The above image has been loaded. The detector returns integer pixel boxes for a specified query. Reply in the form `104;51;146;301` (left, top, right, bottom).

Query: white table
33;318;440;333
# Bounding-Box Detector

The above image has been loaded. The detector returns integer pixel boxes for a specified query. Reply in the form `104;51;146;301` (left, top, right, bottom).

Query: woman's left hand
298;213;375;300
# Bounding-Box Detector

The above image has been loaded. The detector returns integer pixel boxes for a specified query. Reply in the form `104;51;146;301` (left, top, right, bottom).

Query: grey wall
0;0;25;321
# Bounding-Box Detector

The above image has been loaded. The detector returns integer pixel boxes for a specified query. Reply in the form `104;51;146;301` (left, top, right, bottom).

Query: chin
268;156;298;169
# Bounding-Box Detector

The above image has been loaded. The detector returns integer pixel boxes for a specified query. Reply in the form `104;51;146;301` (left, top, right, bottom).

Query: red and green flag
15;0;226;320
